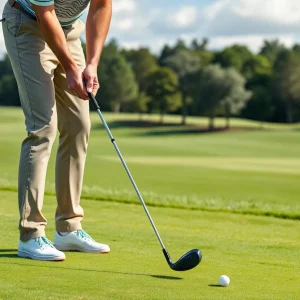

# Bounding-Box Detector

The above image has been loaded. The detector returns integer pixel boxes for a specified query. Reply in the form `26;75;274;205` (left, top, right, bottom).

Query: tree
273;50;300;123
122;48;157;119
102;53;138;113
195;64;229;130
146;67;180;123
158;39;188;66
259;39;286;65
221;68;252;129
0;75;20;106
121;48;157;92
242;74;275;126
191;38;209;51
195;65;251;130
163;49;201;125
94;40;138;113
0;55;14;79
123;92;150;120
214;45;253;73
242;55;272;79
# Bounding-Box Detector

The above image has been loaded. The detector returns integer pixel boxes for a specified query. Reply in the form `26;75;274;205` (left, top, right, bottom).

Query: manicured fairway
0;108;300;219
0;107;299;299
0;191;299;300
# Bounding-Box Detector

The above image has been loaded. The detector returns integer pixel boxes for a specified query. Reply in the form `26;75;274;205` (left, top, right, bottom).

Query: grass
1;108;300;219
0;107;299;299
0;191;299;300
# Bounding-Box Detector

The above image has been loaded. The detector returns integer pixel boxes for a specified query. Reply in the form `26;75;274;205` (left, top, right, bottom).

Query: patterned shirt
16;0;90;26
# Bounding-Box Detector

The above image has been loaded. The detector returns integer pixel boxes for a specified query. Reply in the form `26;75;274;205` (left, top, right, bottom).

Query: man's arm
84;0;112;94
32;4;88;99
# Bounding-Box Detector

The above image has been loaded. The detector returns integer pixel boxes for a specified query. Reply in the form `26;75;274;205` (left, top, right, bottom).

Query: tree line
1;38;300;128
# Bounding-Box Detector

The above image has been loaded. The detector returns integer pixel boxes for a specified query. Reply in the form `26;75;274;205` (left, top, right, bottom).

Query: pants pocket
4;12;22;37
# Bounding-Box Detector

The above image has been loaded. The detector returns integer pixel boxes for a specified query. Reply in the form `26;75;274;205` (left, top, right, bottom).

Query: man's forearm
86;0;112;67
33;6;77;72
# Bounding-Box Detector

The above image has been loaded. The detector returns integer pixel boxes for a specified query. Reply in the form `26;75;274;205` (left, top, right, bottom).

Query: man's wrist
86;60;99;69
62;60;78;73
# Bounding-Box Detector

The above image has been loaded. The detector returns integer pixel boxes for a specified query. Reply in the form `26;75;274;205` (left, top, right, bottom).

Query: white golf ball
218;275;230;287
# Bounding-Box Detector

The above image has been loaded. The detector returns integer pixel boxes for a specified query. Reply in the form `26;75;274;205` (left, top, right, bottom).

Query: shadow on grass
208;284;224;288
0;261;182;280
92;120;263;136
0;249;19;259
94;120;183;129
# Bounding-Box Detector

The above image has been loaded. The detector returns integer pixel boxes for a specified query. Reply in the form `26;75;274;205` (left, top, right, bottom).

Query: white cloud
1;0;300;58
113;0;137;14
209;35;295;53
201;0;300;36
169;6;198;29
115;19;133;31
233;0;300;26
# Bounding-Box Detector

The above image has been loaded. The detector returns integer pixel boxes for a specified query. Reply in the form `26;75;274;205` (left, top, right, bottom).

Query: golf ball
218;275;230;287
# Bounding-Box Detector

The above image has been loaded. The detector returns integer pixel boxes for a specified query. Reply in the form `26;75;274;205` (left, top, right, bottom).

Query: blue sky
1;0;300;57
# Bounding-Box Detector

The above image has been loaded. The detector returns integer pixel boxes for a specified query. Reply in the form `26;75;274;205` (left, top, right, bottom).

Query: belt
8;0;27;13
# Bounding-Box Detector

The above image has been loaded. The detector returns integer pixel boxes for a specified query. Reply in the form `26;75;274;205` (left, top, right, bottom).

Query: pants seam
57;91;73;231
15;23;37;238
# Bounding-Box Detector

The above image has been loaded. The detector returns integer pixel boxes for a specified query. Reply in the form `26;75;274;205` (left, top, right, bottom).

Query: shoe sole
18;250;65;261
54;244;110;254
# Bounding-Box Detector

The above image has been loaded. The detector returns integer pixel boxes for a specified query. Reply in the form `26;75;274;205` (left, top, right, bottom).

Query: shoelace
34;237;54;248
75;229;94;241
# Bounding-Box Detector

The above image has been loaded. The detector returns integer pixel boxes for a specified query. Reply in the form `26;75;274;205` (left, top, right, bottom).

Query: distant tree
0;75;20;106
273;50;300;123
195;64;251;130
191;38;209;51
292;44;300;53
123;92;150;120
81;40;121;111
121;48;157;92
221;68;252;129
193;50;213;68
195;64;229;130
242;55;272;79
163;49;201;125
103;53;138;113
174;39;189;52
214;45;253;73
159;45;174;66
146;67;180;123
92;40;138;112
242;74;275;127
259;39;286;65
158;39;189;66
0;55;14;78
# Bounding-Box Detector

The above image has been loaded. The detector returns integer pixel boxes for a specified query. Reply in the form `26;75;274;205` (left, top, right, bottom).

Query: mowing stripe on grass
0;186;299;220
97;156;300;175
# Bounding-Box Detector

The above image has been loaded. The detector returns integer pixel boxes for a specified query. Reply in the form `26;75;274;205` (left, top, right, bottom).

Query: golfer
1;0;112;261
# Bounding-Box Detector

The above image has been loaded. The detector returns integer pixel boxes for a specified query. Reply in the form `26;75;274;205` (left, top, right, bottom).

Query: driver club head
163;249;202;271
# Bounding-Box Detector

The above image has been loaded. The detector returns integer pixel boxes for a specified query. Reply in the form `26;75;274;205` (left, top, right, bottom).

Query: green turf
0;108;300;219
0;108;299;299
0;191;299;300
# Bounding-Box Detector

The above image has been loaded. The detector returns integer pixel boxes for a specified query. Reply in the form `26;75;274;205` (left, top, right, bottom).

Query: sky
1;0;300;58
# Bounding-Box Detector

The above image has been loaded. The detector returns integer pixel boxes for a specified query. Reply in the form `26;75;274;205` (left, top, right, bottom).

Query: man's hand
83;64;100;96
66;65;89;100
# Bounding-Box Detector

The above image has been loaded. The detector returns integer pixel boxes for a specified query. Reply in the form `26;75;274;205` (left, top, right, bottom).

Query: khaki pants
2;2;90;241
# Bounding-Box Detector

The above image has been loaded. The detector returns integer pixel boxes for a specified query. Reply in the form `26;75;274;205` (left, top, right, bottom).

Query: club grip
88;92;100;110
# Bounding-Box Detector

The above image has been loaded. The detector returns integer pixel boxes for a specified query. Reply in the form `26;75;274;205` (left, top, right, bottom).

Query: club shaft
89;94;166;250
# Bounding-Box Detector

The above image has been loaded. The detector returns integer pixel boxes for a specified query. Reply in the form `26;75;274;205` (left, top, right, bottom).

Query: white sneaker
54;229;110;253
18;237;66;261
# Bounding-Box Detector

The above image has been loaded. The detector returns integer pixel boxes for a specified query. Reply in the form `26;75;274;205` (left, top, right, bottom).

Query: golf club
88;92;202;271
